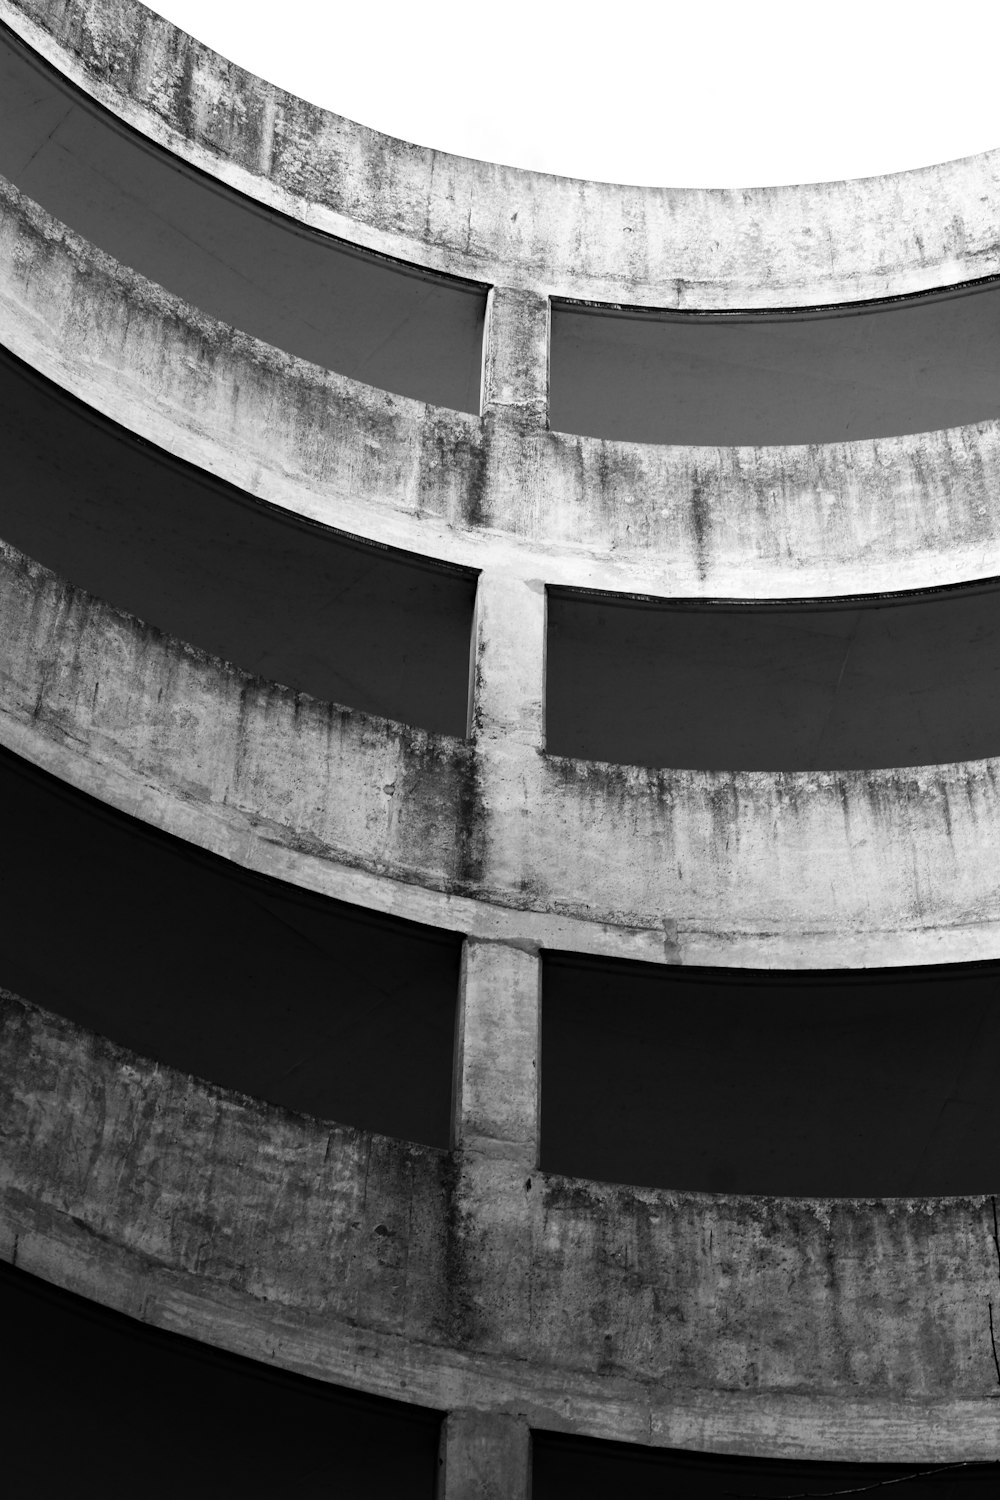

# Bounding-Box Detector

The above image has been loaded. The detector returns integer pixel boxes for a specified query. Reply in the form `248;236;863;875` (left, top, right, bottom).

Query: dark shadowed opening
0;1262;441;1498
550;288;1000;445
0;745;460;1145
0;24;486;411
545;583;1000;770
533;1428;997;1497
540;951;1000;1196
0;345;476;736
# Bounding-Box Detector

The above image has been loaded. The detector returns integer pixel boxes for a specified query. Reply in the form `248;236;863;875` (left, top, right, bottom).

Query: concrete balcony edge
3;990;999;1463
5;177;1000;601
4;541;1000;969
4;0;1000;308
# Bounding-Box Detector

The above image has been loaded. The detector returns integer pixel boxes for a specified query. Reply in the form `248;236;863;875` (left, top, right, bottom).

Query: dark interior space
0;1261;441;1499
546;583;1000;770
550;286;1000;445
533;1428;997;1497
540;951;1000;1197
0;24;486;411
0;344;476;735
0;745;459;1145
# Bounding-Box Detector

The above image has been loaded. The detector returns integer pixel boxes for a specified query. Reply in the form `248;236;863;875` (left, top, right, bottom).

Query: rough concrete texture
453;941;539;1163
0;543;475;892
481;287;549;423
6;541;1000;966
0;540;664;964
5;0;1000;307
4;989;1000;1462
5;1;1000;1476
438;1411;531;1500
0;23;486;414
7;178;1000;600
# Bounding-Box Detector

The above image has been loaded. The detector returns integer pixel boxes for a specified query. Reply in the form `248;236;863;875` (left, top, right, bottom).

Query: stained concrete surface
0;1261;441;1498
9;0;1000;307
551;290;1000;445
532;1430;999;1496
0;24;485;411
541;954;1000;1196
10;535;1000;968
7;991;999;1454
13;177;1000;605
547;584;1000;770
0;744;459;1144
0;344;476;735
6;1254;995;1497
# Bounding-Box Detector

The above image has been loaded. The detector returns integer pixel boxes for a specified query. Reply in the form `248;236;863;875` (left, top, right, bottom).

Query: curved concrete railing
4;540;1000;969
6;179;1000;600
3;990;998;1463
4;0;1000;308
0;544;666;966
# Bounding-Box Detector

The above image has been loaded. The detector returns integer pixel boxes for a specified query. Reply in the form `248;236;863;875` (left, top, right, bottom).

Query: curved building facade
3;2;1000;1492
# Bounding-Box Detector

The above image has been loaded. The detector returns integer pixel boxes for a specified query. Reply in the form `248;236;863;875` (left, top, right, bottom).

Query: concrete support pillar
437;1410;531;1500
481;286;550;427
460;570;545;1164
453;938;540;1164
468;570;546;750
447;574;544;1488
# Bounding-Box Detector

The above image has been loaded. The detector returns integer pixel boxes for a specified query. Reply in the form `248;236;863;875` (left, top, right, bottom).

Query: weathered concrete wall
6;178;1000;599
4;542;1000;967
0;24;486;413
529;755;1000;966
0;543;474;891
0;990;452;1343
4;0;1000;307
3;990;1000;1462
0;543;664;964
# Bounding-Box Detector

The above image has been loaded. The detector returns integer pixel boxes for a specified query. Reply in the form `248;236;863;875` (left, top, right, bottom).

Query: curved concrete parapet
3;989;999;1463
0;543;666;965
4;0;1000;308
3;540;1000;969
6;179;1000;600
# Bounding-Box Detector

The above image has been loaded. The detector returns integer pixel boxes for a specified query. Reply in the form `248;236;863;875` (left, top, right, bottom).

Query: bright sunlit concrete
150;0;1000;187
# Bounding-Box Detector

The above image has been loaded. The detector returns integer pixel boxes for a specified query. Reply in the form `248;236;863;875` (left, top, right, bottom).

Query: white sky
150;1;1000;188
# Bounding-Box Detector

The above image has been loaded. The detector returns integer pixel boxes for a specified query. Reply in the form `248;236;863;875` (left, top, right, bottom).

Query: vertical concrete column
467;567;547;897
437;1410;531;1500
468;569;546;750
481;286;550;427
448;569;545;1440
454;938;540;1164
461;568;545;1163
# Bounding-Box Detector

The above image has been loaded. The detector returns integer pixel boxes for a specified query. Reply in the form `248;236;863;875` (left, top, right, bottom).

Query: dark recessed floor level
533;1428;999;1497
0;744;460;1145
551;286;1000;445
547;584;1000;770
0;1261;441;1499
541;951;1000;1197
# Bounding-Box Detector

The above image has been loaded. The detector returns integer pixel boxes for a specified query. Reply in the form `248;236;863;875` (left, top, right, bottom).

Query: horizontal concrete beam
5;179;1000;600
4;541;1000;967
4;0;1000;307
3;990;1000;1463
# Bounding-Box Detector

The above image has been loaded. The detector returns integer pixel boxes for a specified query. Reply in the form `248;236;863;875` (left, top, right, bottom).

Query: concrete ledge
3;990;1000;1462
0;543;667;966
4;541;1000;967
4;0;1000;307
6;178;1000;599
